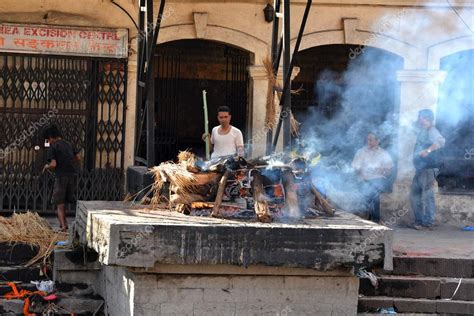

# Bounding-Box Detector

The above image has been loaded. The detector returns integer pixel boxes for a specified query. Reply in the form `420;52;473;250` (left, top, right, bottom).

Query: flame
191;202;214;209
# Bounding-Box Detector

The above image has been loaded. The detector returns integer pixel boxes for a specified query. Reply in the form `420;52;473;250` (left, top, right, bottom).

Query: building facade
0;0;473;225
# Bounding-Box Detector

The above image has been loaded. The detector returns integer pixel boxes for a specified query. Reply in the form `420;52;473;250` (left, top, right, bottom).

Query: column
247;65;269;157
395;70;447;183
124;49;138;170
381;70;446;222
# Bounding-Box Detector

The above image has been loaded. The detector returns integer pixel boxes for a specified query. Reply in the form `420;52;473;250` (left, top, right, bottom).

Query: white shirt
352;146;393;180
210;126;244;158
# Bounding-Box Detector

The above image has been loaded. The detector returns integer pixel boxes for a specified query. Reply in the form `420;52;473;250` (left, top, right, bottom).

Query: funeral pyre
145;151;335;222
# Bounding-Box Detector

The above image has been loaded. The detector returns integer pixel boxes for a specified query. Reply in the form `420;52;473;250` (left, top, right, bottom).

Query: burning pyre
145;151;335;223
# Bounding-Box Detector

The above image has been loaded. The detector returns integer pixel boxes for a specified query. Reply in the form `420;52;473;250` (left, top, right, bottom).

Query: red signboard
0;24;128;58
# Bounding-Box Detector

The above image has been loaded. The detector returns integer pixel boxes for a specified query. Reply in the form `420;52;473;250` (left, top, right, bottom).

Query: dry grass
0;212;66;266
148;162;198;207
263;55;277;130
263;55;301;136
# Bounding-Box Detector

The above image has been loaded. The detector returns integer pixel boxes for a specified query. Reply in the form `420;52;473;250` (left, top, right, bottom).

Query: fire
191;202;214;209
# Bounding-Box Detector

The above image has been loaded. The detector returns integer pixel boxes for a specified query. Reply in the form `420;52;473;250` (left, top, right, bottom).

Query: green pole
202;90;210;160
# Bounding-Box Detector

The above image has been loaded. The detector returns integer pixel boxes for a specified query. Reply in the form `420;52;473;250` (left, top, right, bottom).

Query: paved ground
392;227;474;259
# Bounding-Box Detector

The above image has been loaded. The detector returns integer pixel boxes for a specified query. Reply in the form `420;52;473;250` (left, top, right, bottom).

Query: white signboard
0;24;128;58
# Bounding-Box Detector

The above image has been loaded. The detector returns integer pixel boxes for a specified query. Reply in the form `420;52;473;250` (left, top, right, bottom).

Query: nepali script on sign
0;24;128;58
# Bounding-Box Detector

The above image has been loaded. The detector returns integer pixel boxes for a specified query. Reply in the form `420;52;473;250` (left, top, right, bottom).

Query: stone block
203;288;248;303
358;297;393;312
156;275;230;289
361;275;440;299
193;302;237;316
76;201;393;271
392;257;473;277
235;303;284;316
160;302;194;315
440;278;474;301
231;275;285;289
436;300;474;314
393;297;437;313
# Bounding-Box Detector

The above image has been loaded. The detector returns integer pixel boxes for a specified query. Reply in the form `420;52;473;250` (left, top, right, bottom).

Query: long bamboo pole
202;90;210;160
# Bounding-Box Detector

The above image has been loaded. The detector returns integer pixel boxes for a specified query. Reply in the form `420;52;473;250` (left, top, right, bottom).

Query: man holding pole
203;106;244;159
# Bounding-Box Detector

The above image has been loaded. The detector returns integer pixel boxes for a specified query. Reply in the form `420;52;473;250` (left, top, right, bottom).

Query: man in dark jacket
42;125;80;232
410;109;445;230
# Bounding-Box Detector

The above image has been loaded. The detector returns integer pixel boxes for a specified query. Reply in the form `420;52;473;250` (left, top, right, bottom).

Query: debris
357;268;379;288
376;307;396;314
31;280;55;294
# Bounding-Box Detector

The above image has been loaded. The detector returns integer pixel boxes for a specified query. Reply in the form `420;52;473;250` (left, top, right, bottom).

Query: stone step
358;313;438;316
0;295;103;315
0;282;37;296
358;296;474;315
360;275;474;301
390;257;474;278
0;265;41;283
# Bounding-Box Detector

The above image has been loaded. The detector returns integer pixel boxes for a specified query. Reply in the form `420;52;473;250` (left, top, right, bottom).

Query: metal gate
0;53;127;213
152;41;250;163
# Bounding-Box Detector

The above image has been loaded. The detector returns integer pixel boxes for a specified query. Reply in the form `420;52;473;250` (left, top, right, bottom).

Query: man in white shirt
352;132;393;222
204;106;244;159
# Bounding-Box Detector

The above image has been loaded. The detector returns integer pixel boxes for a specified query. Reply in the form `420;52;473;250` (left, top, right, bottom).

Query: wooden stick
281;170;299;217
310;183;335;216
250;170;272;223
202;90;210;160
211;170;230;217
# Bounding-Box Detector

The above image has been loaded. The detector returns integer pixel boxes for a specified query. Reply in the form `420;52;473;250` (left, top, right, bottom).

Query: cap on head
418;109;434;123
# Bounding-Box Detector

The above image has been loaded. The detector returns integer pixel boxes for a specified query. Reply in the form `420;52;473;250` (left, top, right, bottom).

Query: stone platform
67;200;393;315
75;201;393;271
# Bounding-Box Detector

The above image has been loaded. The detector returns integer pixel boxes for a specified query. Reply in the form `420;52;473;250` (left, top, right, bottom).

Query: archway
436;49;474;191
292;44;403;161
143;39;251;163
290;44;403;200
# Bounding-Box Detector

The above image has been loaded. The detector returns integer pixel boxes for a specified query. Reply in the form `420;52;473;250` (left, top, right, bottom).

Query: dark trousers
410;168;438;227
363;178;386;222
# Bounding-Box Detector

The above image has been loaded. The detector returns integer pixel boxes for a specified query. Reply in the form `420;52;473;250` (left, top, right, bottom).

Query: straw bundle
263;55;301;136
148;162;199;207
0;212;65;266
177;150;200;173
263;55;277;130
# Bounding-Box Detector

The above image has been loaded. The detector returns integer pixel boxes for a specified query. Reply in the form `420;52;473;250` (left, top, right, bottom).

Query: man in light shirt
352;132;393;223
203;106;244;159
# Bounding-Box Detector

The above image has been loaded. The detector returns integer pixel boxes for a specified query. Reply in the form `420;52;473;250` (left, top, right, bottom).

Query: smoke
294;5;474;211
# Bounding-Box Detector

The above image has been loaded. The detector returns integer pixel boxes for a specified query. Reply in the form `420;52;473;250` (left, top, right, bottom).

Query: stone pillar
381;70;447;224
124;49;138;170
247;65;269;157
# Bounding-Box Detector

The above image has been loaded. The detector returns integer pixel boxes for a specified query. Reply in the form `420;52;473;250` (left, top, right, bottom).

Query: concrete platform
68;200;395;315
74;201;394;272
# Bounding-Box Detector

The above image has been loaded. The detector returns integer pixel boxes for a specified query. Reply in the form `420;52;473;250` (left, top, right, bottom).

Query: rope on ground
442;278;463;301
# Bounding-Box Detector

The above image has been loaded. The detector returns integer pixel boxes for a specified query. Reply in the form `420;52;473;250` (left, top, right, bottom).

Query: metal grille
0;54;127;213
225;46;250;135
154;54;180;163
150;41;250;164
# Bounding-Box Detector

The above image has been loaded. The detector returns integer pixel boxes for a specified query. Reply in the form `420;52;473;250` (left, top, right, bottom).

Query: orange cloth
3;282;47;316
